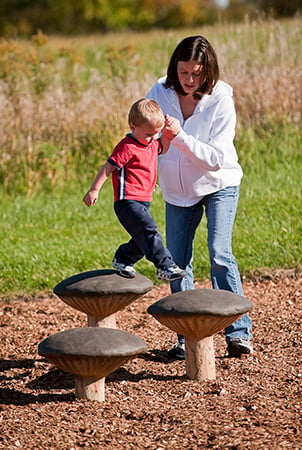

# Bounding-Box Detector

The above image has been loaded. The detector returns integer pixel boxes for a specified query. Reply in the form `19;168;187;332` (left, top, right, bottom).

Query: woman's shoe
227;338;253;357
167;343;185;360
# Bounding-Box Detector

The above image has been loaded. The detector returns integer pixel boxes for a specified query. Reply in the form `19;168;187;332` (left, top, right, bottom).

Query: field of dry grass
0;18;301;194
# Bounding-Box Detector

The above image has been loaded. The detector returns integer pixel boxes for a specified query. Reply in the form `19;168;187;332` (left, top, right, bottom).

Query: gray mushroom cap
38;327;148;378
53;269;153;317
148;289;253;340
148;289;253;317
54;270;153;297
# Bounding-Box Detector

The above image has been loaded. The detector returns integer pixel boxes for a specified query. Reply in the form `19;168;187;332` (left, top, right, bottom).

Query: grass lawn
1;124;301;297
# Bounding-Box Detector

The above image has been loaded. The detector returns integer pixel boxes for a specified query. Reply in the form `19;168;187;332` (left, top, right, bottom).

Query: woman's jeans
165;186;252;345
114;200;174;269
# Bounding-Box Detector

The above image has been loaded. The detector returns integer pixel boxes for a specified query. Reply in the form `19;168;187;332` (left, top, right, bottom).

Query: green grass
0;122;301;297
234;126;302;272
0;19;301;296
0;182;117;296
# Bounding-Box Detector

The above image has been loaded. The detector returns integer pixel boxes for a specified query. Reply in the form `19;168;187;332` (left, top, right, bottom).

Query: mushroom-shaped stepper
54;269;153;328
38;327;148;402
147;289;253;381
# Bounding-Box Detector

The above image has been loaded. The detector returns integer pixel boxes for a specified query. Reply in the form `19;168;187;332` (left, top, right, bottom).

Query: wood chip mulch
0;269;301;449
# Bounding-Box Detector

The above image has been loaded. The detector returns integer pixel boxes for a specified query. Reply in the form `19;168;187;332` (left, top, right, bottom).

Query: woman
146;35;252;359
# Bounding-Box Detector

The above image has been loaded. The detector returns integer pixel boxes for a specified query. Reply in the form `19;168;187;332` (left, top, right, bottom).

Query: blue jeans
114;200;174;269
165;186;252;345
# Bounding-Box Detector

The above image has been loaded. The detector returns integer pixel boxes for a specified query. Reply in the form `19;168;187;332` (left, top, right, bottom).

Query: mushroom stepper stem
87;313;116;328
185;336;215;381
75;376;105;402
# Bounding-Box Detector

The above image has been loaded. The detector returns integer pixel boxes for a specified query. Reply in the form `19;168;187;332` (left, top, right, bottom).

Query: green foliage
254;0;301;17
0;120;300;297
0;20;301;296
1;0;300;36
0;19;301;196
234;124;302;272
0;0;206;34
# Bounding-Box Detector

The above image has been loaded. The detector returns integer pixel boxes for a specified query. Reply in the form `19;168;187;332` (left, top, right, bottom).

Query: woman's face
177;60;203;96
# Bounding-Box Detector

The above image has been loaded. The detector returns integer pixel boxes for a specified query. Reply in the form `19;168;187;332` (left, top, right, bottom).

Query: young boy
83;98;186;281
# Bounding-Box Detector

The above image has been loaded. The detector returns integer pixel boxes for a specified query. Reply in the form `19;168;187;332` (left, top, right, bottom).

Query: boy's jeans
165;186;252;345
114;199;173;269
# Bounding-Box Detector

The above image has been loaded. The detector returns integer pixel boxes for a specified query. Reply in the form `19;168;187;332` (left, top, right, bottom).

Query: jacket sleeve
171;97;237;171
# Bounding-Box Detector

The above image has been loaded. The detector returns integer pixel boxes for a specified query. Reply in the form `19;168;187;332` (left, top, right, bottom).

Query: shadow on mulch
28;367;74;391
106;366;186;384
106;349;187;383
141;348;177;363
0;355;186;407
0;358;35;373
0;358;37;386
0;358;75;405
0;387;74;406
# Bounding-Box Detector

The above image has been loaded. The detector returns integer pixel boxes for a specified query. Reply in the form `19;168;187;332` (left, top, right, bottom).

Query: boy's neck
128;133;148;147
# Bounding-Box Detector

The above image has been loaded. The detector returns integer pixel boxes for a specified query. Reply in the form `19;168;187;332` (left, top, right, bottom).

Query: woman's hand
162;115;181;140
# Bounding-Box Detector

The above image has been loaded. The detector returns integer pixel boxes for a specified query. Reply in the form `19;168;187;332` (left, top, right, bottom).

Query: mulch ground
0;269;301;449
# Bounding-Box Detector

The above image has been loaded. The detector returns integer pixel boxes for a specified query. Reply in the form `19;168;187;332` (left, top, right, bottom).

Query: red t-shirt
108;134;163;202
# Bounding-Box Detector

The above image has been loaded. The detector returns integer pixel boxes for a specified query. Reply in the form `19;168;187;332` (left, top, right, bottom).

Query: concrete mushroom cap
147;289;253;340
38;327;148;379
53;269;153;317
54;269;153;296
148;289;252;317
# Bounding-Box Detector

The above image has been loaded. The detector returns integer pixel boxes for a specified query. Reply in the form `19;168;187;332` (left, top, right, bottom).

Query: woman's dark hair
165;35;219;99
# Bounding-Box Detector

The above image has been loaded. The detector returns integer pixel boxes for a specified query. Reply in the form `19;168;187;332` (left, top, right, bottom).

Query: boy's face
130;123;162;146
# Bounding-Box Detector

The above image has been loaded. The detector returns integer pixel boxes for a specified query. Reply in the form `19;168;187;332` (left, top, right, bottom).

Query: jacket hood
157;76;233;113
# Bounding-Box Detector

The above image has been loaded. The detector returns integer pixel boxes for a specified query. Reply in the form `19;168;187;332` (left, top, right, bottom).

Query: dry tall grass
216;19;302;130
0;19;301;194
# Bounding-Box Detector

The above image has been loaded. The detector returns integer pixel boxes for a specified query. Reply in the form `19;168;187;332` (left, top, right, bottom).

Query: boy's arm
83;161;115;207
160;115;181;154
159;134;171;154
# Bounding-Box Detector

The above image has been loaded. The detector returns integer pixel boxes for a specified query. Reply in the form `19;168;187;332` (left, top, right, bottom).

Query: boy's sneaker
167;343;185;360
227;338;253;357
157;264;186;281
112;259;136;278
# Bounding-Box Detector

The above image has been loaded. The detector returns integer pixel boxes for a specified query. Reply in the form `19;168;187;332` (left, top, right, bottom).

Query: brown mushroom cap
54;269;153;318
38;327;148;379
147;289;253;340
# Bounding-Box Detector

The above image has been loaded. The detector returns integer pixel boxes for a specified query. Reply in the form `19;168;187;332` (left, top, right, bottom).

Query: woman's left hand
162;115;181;140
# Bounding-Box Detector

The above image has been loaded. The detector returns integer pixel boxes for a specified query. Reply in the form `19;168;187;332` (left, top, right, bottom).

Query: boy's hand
162;115;181;140
83;189;99;207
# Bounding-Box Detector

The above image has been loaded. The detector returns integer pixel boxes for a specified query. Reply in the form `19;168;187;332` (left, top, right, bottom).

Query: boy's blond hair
128;98;165;129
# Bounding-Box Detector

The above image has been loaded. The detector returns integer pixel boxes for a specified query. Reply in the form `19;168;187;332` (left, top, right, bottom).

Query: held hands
162;115;181;140
83;189;99;207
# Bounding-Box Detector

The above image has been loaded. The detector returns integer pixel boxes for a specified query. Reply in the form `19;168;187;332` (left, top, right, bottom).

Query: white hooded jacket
146;77;243;207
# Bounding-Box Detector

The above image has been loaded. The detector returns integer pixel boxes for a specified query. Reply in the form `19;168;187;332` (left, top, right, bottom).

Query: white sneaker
112;259;136;278
157;264;186;281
